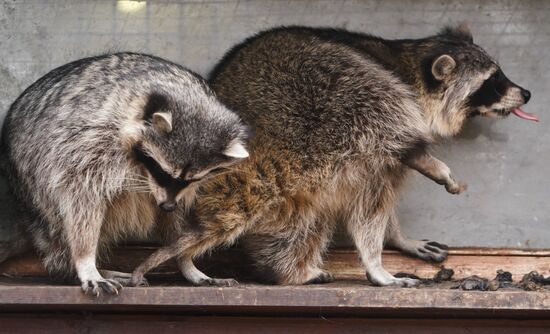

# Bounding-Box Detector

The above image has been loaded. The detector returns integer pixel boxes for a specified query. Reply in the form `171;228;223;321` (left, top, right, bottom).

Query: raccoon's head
416;23;536;137
133;91;249;212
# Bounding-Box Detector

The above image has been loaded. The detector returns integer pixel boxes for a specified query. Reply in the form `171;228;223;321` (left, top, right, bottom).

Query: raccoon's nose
521;89;531;103
159;202;177;212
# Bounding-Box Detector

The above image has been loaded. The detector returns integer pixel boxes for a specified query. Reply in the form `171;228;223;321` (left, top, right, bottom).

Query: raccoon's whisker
111;177;149;182
119;178;148;182
122;182;149;187
120;185;151;191
121;184;150;189
112;174;149;180
128;175;150;181
122;181;148;185
122;189;152;193
121;183;150;187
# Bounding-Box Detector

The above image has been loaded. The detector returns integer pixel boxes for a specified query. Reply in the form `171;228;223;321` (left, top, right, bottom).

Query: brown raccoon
131;24;533;287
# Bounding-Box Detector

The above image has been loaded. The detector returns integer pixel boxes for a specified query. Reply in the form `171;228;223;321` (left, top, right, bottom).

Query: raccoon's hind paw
416;240;449;263
305;271;335;285
100;269;148;287
368;274;420;288
390;277;421;288
129;272;149;287
81;278;123;296
196;278;239;287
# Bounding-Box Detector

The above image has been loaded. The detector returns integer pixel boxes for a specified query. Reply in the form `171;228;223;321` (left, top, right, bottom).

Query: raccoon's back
4;53;182;138
0;53;159;203
210;28;430;170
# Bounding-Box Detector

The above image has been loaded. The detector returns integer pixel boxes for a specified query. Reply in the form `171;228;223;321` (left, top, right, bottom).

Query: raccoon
130;24;534;287
0;52;249;295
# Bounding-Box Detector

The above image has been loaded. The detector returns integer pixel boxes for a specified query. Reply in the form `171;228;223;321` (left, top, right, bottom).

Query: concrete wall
0;0;548;247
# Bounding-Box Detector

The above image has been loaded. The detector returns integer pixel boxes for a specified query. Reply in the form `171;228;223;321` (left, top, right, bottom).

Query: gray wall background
0;0;548;247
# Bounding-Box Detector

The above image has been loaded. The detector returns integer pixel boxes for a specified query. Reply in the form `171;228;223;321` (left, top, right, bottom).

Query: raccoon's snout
521;89;531;104
159;201;177;212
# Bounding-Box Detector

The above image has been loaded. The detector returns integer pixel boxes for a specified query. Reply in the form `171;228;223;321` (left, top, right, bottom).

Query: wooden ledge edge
0;283;549;318
1;247;550;282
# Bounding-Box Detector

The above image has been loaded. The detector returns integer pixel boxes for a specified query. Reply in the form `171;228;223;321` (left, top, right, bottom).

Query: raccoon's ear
431;55;456;81
152;112;173;134
223;140;249;159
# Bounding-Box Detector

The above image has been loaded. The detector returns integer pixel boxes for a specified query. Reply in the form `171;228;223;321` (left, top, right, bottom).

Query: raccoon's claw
196;278;239;287
129;276;149;287
416;240;449;263
134;277;149;287
129;272;148;287
81;278;122;296
305;271;335;284
99;270;146;287
367;273;420;288
390;277;421;288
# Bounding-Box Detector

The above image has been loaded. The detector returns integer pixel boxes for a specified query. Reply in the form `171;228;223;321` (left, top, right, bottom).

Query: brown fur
131;25;530;287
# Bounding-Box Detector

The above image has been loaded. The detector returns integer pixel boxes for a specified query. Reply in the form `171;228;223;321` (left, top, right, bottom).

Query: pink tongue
511;108;539;122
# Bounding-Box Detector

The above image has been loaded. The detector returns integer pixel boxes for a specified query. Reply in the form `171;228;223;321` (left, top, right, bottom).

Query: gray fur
0;52;248;294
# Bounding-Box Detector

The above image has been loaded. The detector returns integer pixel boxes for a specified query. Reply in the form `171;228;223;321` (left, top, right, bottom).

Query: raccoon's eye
491;70;507;96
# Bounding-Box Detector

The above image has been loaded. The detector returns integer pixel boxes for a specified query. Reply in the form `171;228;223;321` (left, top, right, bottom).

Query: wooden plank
0;279;549;318
2;247;550;282
328;249;550;281
1;315;550;334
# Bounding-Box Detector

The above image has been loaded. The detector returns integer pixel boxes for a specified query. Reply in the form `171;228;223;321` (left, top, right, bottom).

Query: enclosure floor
2;246;550;320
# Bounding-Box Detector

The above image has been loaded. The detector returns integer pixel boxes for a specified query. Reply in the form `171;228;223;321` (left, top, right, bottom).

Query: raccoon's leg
154;213;239;287
384;209;448;263
28;215;74;280
177;257;238;286
131;224;247;287
402;147;466;194
63;205;122;296
243;227;334;285
346;199;419;287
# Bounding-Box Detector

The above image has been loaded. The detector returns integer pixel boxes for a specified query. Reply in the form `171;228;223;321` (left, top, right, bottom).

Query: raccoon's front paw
196;278;239;287
81;278;123;296
445;180;467;194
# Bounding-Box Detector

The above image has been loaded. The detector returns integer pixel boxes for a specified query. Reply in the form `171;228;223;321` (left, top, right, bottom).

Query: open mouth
493;108;539;122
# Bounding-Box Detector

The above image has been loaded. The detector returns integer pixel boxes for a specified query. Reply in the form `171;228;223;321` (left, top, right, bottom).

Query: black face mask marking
468;69;510;109
133;145;195;195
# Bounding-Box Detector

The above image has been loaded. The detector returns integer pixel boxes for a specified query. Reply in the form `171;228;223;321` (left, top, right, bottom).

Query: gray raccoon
130;24;533;287
0;52;249;295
